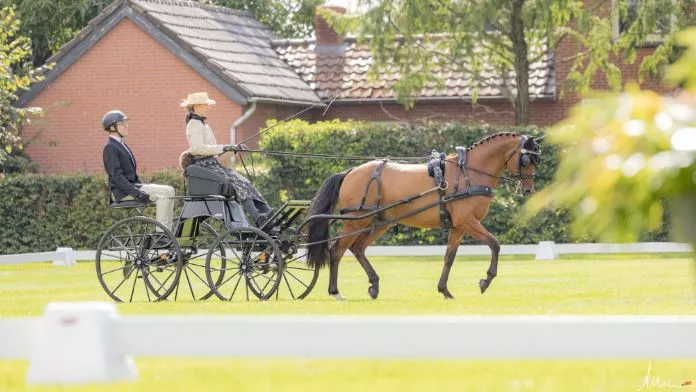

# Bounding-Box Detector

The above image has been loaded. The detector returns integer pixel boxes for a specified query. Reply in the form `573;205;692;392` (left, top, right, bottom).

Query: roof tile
132;0;320;103
274;37;555;101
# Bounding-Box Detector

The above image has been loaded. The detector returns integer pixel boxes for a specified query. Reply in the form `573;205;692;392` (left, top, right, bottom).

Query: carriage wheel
96;216;182;302
174;220;226;301
276;233;319;300
205;226;283;301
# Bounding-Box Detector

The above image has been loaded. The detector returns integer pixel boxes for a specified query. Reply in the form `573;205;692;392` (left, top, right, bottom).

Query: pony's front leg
465;219;500;294
437;228;466;299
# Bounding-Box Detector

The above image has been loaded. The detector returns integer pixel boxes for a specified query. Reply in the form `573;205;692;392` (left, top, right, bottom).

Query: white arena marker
26;302;137;385
536;241;559;260
52;247;76;266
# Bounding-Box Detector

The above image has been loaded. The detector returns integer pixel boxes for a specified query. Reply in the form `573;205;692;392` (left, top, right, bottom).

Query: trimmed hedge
0;119;669;254
0;171;186;254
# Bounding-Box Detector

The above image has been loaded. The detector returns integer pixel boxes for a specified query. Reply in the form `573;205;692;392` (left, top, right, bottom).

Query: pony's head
505;135;543;196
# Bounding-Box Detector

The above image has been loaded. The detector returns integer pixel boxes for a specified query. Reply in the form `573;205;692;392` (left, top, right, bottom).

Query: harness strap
427;151;452;229
437;184;451;229
445;185;494;201
454;146;468;193
356;159;389;211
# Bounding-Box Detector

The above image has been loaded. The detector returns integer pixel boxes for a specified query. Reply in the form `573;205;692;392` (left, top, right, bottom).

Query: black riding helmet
102;110;128;132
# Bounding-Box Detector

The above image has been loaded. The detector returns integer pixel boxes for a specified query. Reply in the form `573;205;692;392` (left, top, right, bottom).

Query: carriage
95;133;544;302
95;164;319;302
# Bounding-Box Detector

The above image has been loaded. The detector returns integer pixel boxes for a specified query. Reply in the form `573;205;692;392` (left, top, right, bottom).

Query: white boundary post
53;247;76;266
26;302;137;385
536;241;559;260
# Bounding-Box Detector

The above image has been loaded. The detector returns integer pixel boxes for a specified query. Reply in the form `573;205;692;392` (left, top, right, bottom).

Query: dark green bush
0;171;184;254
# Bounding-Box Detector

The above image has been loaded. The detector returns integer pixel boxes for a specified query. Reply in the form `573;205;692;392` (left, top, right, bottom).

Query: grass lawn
1;255;695;391
2;358;696;392
0;254;694;316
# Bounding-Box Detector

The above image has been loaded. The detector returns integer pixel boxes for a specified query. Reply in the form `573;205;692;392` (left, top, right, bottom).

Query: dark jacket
102;137;143;202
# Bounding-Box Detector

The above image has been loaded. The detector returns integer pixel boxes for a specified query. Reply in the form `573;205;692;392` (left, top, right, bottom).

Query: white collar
110;135;123;143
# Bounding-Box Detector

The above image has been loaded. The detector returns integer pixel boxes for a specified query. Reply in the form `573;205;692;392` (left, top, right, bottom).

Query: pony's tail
306;171;348;269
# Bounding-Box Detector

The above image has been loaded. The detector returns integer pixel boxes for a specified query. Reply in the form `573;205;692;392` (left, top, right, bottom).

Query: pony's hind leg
349;226;389;299
327;235;355;301
437;228;466;299
464;219;500;294
328;219;375;300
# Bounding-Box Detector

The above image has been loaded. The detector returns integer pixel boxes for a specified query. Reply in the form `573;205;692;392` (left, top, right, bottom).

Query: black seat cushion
184;165;236;198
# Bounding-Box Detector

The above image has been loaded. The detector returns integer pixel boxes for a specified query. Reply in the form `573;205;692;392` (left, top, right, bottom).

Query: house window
614;0;673;43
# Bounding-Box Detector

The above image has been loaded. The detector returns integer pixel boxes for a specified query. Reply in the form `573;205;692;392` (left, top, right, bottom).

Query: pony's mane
466;132;520;151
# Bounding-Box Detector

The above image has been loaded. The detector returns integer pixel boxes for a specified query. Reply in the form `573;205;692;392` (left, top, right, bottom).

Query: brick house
20;0;676;174
19;0;321;174
280;3;673;125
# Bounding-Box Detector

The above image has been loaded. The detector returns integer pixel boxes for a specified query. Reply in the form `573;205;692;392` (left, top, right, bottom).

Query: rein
238;148;426;162
445;159;536;187
234;148;535;191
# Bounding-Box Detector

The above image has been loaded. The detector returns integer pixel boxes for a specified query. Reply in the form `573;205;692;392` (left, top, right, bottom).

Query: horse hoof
330;293;346;301
368;286;379;299
479;279;490;294
438;288;455;299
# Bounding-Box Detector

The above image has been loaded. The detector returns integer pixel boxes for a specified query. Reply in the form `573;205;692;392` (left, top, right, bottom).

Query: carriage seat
109;198;151;209
184;165;236;198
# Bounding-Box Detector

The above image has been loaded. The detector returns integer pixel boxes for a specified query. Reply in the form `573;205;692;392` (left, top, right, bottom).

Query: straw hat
180;92;216;107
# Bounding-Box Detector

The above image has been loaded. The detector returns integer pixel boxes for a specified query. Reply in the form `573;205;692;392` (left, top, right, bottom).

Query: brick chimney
315;6;346;45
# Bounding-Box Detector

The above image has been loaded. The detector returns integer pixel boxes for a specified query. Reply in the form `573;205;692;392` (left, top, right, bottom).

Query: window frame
611;0;676;45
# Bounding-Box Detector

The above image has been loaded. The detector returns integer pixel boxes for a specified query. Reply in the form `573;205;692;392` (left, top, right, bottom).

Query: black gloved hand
135;192;151;204
222;144;238;152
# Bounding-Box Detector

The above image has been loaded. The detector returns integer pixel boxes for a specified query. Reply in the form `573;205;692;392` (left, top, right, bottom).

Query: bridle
446;135;542;193
504;135;542;181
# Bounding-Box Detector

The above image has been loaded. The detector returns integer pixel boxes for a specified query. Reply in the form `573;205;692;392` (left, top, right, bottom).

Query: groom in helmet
102;110;175;238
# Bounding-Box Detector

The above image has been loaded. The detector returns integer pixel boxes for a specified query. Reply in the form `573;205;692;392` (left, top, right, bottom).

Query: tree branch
558;48;594;64
382;12;517;104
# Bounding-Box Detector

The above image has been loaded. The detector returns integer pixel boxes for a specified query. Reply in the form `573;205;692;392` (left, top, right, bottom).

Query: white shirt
185;119;225;156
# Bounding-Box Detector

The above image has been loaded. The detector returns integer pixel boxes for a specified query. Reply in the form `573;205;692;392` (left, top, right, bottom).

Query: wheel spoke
143;231;165;256
129;268;139;302
187;261;207;269
245;273;250;301
283;273;296;300
285;266;315;272
249;271;274;283
100;263;130;276
215;267;238;286
136;221;150;256
260;272;276;293
186;264;209;286
285;269;310;288
150;268;177;294
184;268;196;299
174;276;180;300
108;236;136;260
109;264;136;297
229;272;243;300
143;269;152;302
211;250;240;266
